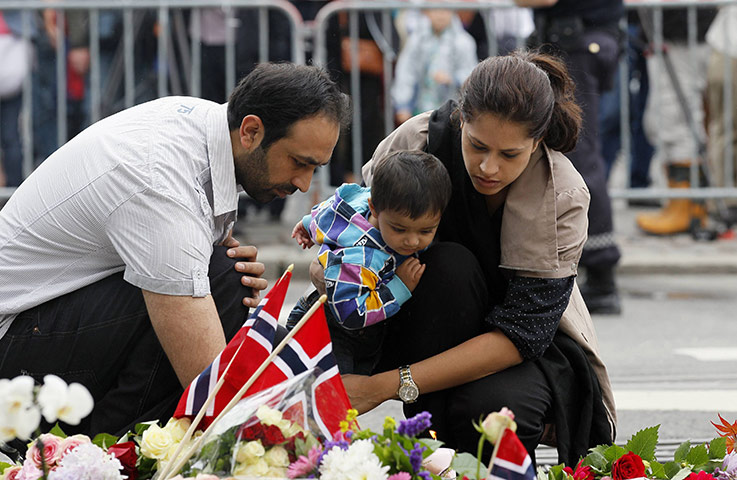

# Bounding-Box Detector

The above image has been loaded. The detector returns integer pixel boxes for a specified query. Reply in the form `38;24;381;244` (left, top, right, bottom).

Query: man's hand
222;234;267;308
291;222;314;249
396;257;426;292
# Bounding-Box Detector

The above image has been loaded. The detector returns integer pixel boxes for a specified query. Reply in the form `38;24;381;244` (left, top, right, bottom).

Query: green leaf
686;444;710;467
0;462;13;474
419;438;444;452
584;449;609;472
650;460;667;479
670;466;694;480
664;461;683;478
603;444;628;463
544;464;571;480
674;441;692;463
708;437;727;459
92;432;119;449
135;421;156;436
625;425;660;462
48;423;67;438
450;452;483;480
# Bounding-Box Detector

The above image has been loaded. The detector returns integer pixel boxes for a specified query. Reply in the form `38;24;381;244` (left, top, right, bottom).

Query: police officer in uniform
516;0;624;314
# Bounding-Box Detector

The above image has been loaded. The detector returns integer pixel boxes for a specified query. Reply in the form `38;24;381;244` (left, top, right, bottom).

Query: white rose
256;405;282;426
264;445;290;467
266;466;288;477
164;417;191;443
236;440;265;463
140;424;174;459
234;457;269;477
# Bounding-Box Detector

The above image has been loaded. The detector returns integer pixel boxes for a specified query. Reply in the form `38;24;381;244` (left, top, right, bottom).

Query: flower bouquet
538;414;737;480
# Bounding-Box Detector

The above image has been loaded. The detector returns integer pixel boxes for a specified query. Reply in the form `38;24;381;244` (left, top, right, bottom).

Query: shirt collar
206;103;239;217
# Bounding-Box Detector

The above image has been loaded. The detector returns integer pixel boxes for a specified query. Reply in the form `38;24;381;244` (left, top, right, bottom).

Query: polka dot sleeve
485;276;575;360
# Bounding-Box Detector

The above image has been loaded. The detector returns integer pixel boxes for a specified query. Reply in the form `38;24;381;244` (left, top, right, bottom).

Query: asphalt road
277;273;737;461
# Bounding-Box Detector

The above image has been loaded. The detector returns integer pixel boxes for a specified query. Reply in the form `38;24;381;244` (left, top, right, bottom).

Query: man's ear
238;115;264;151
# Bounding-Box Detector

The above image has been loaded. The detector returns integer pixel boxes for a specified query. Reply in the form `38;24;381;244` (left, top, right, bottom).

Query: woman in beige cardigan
339;51;616;466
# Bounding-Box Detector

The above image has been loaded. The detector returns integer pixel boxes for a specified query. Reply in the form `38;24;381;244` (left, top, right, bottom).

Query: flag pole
161;294;328;480
156;265;293;480
485;426;507;479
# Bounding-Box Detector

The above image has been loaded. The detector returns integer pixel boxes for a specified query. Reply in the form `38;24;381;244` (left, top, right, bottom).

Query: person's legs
0;94;23;186
0;246;250;437
377;242;552;460
563;32;622;314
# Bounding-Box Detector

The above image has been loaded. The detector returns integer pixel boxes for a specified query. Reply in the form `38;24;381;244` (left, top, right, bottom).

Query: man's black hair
371;150;452;219
227;63;351;149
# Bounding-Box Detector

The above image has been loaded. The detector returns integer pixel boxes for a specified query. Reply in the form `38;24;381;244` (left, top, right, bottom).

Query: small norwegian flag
488;428;536;480
173;270;351;437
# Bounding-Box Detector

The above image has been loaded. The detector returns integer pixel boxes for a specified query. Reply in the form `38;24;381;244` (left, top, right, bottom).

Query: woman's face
460;113;542;196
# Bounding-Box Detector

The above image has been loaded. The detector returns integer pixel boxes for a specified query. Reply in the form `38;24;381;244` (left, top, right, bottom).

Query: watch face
398;384;419;403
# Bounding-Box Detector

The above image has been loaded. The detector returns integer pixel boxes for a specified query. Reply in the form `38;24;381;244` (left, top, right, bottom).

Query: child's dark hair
371;150;452;218
459;49;582;153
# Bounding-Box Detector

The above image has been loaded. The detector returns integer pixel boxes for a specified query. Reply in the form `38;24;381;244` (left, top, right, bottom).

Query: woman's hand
341;373;392;414
291;221;314;249
222;233;267;308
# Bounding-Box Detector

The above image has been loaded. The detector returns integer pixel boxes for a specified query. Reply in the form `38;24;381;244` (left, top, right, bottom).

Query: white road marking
614;390;737;411
674;348;737;361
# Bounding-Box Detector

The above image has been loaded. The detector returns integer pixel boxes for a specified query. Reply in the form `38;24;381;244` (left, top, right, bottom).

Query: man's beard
234;144;296;203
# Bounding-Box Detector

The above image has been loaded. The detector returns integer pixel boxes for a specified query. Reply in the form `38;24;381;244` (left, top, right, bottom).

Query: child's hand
396;257;426;292
291;222;314;249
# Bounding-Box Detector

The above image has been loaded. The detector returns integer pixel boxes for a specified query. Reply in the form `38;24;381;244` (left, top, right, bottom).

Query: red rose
108;441;138;480
564;460;595;480
611;452;646;480
687;472;717;480
238;423;265;441
262;425;286;446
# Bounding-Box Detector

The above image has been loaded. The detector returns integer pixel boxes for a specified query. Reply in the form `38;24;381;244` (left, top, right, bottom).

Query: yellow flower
383;416;397;431
163;417;191;443
264;445;290;467
346;409;358;422
234;457;269;476
140;424;174;460
340;420;350;432
256;405;283;426
236;440;266;464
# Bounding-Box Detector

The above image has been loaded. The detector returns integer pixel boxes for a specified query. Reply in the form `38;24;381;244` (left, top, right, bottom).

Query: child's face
369;207;442;256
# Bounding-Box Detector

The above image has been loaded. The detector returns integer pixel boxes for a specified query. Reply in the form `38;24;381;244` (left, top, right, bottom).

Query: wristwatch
397;365;419;404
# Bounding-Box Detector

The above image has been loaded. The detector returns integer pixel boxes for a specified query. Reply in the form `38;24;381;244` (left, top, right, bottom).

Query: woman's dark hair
227;63;351;149
371;150;452;219
458;50;582;153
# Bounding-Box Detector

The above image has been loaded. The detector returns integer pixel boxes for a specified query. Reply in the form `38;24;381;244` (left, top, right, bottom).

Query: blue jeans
0;94;23;186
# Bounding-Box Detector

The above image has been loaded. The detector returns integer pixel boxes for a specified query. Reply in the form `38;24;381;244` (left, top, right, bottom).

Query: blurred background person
392;9;477;125
637;6;718;235
518;0;624;315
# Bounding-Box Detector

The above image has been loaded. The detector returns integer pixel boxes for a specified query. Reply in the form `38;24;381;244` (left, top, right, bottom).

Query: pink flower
563;459;595;480
58;434;91;457
687;472;717;480
26;433;63;469
388;473;412;480
3;466;22;480
287;445;322;478
16;459;43;480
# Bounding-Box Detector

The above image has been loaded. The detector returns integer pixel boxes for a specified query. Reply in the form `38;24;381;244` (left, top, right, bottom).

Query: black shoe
627;198;661;208
580;265;622;315
581;289;622;315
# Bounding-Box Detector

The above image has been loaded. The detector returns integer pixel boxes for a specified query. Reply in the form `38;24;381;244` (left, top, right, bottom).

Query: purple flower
715;452;737;480
397;412;432;438
317;439;349;467
409;442;426;473
418;471;432;480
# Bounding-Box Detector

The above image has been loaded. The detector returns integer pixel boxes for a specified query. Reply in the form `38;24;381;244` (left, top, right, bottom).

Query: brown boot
636;164;708;235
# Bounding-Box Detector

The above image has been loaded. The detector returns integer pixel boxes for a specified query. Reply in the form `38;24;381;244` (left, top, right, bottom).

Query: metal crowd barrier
0;0;304;200
1;0;736;207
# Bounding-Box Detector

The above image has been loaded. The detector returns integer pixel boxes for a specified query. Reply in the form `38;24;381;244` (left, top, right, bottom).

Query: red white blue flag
173;271;351;437
488;428;536;480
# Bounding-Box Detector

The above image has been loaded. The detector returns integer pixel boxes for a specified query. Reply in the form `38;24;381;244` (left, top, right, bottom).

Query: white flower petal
57;383;94;425
37;375;68;423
